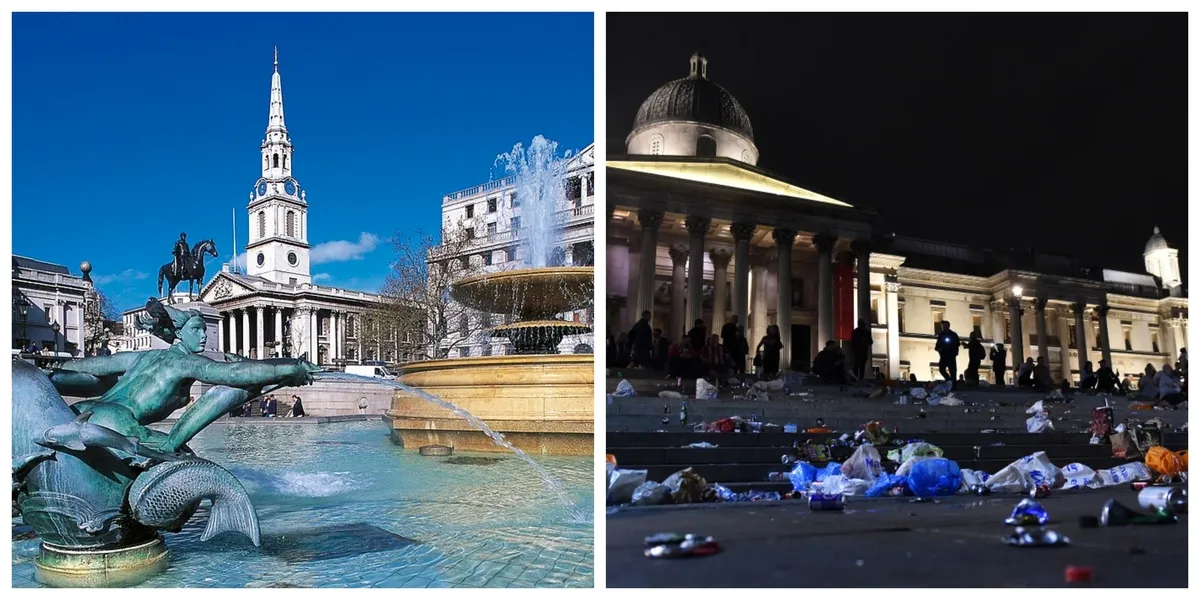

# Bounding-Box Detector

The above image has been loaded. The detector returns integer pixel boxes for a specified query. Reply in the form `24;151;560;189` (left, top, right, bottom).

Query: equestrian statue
157;233;218;303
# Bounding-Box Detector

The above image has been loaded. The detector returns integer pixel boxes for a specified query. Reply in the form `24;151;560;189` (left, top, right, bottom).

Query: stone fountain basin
450;267;593;319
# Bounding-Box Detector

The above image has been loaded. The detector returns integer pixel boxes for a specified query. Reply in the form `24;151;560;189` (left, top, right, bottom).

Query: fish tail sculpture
128;459;261;546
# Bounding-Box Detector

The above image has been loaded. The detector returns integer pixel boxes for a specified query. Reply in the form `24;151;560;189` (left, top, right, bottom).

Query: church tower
1144;226;1182;295
246;48;311;286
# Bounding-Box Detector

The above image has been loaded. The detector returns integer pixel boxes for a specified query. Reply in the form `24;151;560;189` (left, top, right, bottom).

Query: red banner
835;263;855;341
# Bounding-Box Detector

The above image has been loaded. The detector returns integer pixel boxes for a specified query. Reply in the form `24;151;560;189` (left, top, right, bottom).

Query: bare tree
373;224;491;361
83;287;120;354
287;312;308;361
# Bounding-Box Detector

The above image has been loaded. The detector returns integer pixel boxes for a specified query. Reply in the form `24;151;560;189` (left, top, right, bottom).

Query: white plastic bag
886;442;944;464
820;474;871;496
754;378;785;391
985;451;1061;492
960;469;991;491
607;468;647;504
1026;413;1054;433
746;386;771;402
909;388;928;400
696;378;718;400
658;390;684;399
1025;400;1045;414
613;379;637;397
895;455;936;477
630;481;672;506
940;393;964;406
1059;463;1099;490
841;445;883;481
1090;462;1152;488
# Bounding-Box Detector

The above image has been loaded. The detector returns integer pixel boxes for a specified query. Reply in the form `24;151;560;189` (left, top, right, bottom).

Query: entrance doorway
791;324;811;371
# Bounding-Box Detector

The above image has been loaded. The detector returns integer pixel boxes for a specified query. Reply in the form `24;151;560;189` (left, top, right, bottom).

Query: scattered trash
696;378;718;400
808;493;846;511
1005;498;1049;526
631;481;673;506
886;442;943;464
1030;484;1052;499
842;445;884;481
613;380;637;397
1064;566;1093;583
658;390;685;400
662;468;708;504
608;467;648;505
1099;498;1179;525
644;534;721;558
685;442;718;449
907;458;962;497
783;423;798;434
1004;527;1070;547
1144;446;1187;477
1137;486;1186;514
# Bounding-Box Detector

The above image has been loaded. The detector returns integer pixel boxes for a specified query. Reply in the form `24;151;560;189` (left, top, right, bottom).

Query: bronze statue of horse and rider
157;233;219;303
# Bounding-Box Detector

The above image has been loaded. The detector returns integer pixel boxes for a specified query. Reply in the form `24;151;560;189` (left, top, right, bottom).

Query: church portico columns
684;215;712;332
884;279;901;379
730;222;756;332
254;305;265;360
241;309;251;358
668;244;689;338
1072;302;1088;380
812;234;837;347
1034;298;1049;361
1096;304;1113;366
1166;318;1185;361
772;229;797;369
218;314;226;352
709;247;732;328
229;312;239;355
851;239;872;331
274;308;284;358
309;308;319;364
1008;297;1024;369
748;250;772;365
635;209;664;326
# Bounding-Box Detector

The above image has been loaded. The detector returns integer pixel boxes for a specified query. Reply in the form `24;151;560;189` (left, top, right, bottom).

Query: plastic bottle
661;403;670;425
679;400;688;424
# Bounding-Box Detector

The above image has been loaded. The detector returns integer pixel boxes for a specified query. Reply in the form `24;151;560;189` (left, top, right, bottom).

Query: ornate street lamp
51;321;61;355
1011;285;1023;299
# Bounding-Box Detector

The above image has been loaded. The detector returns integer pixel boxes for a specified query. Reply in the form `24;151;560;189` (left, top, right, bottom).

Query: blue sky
12;12;594;312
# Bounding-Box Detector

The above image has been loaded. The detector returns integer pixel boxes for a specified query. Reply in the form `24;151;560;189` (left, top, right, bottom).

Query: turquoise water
12;419;594;588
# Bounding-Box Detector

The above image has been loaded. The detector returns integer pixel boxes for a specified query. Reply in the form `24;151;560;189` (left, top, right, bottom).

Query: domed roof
632;53;754;141
1145;226;1170;254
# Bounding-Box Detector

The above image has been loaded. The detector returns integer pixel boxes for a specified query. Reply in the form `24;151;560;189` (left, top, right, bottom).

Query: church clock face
256;253;265;267
284;180;296;195
288;252;298;266
257;182;267;196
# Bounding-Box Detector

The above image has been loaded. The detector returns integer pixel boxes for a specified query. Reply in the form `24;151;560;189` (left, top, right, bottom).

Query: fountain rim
451;265;595;289
396;353;593;374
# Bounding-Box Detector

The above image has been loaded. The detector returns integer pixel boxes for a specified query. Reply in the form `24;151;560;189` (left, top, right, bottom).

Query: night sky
607;13;1187;281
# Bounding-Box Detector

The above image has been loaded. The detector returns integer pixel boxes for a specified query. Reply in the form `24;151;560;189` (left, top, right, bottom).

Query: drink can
808;493;845;511
1131;481;1148;491
1138;486;1187;514
1030;484;1051;499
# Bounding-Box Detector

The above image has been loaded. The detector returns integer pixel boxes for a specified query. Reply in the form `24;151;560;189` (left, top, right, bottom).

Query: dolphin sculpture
36;411;188;464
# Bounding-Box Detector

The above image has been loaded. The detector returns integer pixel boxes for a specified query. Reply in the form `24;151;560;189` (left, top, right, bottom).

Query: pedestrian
652;328;670;371
1033;356;1054;391
721;316;745;374
1095;359;1119;393
755;325;783;379
1155;364;1185;408
850;318;873;380
291;394;306;417
933;320;962;387
965;331;985;384
615;332;631;369
1178;348;1187;378
812;340;847;384
1079;361;1097;390
1017;357;1035;387
688;319;707;353
628;311;653;368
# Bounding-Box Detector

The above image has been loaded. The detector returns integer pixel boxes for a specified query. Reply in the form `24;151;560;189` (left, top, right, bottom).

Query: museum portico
606;53;1187;385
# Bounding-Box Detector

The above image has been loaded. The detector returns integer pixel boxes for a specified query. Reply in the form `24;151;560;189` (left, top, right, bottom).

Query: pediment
200;273;256;303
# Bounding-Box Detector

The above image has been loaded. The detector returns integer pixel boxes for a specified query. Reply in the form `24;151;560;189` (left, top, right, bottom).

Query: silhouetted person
965;331;985;384
934;320;961;386
615;332;631;369
721;316;745;373
290;394;306;417
651;328;670;370
688;319;707;352
851;318;873;380
990;343;1007;386
1017;357;1035;387
812;340;847;384
1033;356;1054;391
756;324;783;378
628;311;653;368
1079;361;1097;390
1095;359;1119;393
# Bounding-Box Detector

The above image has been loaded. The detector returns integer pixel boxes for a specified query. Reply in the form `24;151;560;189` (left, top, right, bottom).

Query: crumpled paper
696;378;718;400
887;442;944;464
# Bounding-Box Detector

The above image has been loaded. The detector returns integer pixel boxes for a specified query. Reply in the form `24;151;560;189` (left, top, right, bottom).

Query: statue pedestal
35;536;169;587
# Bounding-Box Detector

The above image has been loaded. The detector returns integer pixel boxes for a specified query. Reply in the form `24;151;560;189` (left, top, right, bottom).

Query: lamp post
1008;285;1024;367
51;321;61;356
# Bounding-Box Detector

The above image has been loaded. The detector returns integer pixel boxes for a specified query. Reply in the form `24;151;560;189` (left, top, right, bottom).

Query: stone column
218;314;226;352
274;308;284;358
241;309;251;358
1072;302;1088;380
229;311;239;355
254;305;265;361
355;313;363;362
1097;304;1113;366
813;234;837;347
773;229;797;369
731;222;755;330
749;251;771;358
885;278;901;379
1008;297;1024;368
990;301;1006;345
852;239;872;327
684;215;711;331
310;309;320;364
329;311;339;361
668;244;689;338
635;210;663;324
1034;298;1049;361
1167;318;1185;360
709;247;732;328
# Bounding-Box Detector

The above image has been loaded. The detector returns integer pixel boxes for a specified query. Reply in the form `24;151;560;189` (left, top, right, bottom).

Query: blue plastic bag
865;473;908;498
906;458;963;497
815;462;843;482
787;462;818;491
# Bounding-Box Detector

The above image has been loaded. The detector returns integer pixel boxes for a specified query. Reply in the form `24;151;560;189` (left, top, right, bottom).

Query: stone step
606;431;1187;448
609;443;1121;467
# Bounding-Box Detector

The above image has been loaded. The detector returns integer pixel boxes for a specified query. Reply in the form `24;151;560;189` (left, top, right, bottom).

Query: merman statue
12;297;319;584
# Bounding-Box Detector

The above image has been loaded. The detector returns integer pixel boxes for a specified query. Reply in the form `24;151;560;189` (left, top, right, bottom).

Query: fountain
387;136;594;455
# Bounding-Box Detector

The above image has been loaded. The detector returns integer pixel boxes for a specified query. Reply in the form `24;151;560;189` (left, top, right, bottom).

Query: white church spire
261;46;294;180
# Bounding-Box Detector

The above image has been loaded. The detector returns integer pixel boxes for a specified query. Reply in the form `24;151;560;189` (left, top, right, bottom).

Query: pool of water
12;419;594;588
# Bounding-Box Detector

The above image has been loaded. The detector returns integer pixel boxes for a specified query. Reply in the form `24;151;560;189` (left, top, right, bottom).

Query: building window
511;217;521;230
932;309;944;332
566;177;581;200
1151;331;1160;354
1123;327;1133;351
972;314;982;337
484;251;493;266
286;211;295;237
1068;323;1077;350
459;316;469;336
511;193;519;207
273;154;279;168
651;135;663;155
258;211;266;238
871;297;881;325
487;222;497;236
506;247;517;262
283;154;288;169
466;204;474;218
487;197;498;213
465;227;475;240
791;278;804;309
897;306;905;334
696;135;717;158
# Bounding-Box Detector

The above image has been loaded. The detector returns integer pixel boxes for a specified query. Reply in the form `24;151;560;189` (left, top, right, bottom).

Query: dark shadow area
260;523;420;564
442;456;507;466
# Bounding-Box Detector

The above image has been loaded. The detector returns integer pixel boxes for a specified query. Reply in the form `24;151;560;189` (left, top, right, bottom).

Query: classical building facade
433;143;596;358
190;51;415;366
11;256;92;357
607;53;1187;386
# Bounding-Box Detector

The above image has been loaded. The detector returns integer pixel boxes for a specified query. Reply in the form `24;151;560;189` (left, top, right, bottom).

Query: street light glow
1012;285;1023;298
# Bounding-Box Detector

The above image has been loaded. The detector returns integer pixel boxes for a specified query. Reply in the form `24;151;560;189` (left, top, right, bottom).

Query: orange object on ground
1144;446;1187;476
605;454;617;465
